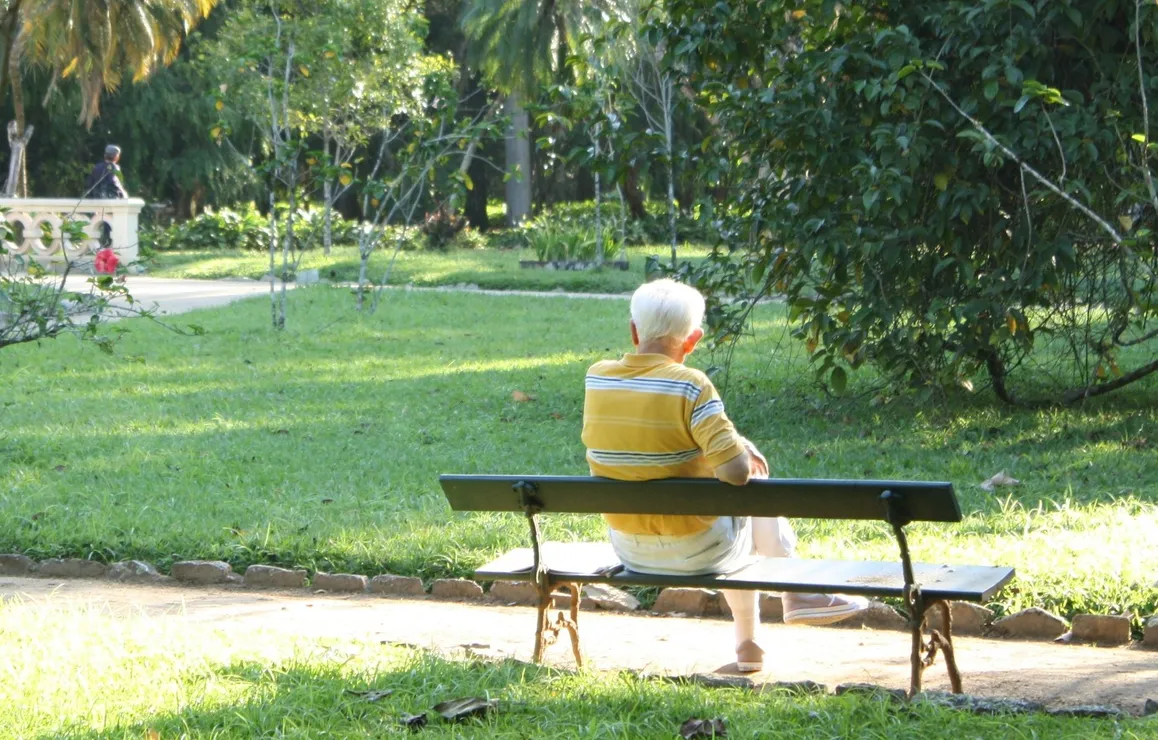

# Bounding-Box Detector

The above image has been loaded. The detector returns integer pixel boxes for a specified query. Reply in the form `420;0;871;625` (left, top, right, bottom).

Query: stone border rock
2;553;1153;651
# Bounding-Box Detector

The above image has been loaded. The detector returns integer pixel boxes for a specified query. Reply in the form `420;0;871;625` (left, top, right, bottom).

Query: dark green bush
543;200;708;245
521;212;623;262
141;206;359;252
662;0;1158;404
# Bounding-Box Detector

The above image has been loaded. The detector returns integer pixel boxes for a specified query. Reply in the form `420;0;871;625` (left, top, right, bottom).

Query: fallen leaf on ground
512;391;537;402
979;471;1019;491
400;712;428;730
146;730;160;740
680;717;728;738
433;696;497;721
345;689;394;702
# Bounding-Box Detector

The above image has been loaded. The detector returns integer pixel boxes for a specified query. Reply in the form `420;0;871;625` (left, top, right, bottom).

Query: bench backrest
439;475;961;524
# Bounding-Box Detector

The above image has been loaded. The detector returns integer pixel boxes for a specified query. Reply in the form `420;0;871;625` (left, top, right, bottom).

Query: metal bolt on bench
441;474;1015;697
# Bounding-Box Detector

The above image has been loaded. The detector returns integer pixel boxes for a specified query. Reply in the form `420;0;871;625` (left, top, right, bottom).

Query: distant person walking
85;145;128;252
85;145;129;200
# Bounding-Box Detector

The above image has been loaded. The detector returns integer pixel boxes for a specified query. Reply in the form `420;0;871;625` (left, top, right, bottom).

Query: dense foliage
140;205;428;253
660;0;1158;403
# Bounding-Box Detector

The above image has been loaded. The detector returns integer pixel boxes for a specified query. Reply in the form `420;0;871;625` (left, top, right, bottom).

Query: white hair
630;279;705;343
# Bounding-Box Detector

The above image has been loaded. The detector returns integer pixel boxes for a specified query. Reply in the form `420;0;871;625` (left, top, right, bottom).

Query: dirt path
3;576;1154;715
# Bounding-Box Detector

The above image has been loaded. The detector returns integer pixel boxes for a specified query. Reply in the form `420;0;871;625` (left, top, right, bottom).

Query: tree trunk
357;248;369;310
323;177;333;255
268;188;279;329
322;130;333;255
594;133;603;266
616;184;627;248
279;163;296;330
665;103;677;267
504;92;532;226
0;3;20;111
464;153;490;230
4;69;30;198
623;165;647;220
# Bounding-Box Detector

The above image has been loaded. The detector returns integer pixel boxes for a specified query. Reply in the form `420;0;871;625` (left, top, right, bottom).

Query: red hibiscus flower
94;248;119;275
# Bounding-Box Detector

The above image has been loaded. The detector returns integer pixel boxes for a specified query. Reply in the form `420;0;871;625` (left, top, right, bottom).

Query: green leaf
1132;133;1147;143
897;65;916;80
933;172;950;191
933;257;956;276
983;80;999;101
462;172;474;191
830;366;848;395
1013;96;1029;114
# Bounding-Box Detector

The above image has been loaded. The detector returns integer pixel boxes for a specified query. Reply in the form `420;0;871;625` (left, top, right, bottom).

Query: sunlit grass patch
147;243;714;294
1;287;1156;622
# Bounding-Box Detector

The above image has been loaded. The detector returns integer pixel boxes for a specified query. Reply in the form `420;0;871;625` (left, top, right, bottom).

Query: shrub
140;205;359;252
662;0;1158;404
422;204;465;250
540;200;707;245
451;228;488;250
522;213;622;262
292;209;359;248
141;205;271;252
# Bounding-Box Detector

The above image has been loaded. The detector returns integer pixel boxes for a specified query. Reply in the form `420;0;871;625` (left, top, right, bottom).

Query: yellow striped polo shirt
581;352;746;536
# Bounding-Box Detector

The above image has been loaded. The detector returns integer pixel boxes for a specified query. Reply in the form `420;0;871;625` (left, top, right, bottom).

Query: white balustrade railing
0;198;144;271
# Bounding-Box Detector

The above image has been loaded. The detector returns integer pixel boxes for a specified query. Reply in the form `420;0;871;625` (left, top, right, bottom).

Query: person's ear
630;321;640;347
683;327;705;355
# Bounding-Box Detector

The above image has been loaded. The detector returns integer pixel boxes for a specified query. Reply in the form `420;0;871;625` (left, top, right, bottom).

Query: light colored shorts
608;516;758;576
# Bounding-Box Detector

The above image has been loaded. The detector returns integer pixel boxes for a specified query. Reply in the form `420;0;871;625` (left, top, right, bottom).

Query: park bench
438;474;1015;697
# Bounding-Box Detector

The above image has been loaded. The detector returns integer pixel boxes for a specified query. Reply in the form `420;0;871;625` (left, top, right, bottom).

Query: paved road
55;276;635;320
61;275;288;317
1;575;1153;714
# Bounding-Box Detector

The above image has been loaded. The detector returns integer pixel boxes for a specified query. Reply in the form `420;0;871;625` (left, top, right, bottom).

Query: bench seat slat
476;543;1015;603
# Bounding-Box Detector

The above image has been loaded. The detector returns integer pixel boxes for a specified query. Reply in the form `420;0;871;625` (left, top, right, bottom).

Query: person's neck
635;339;685;363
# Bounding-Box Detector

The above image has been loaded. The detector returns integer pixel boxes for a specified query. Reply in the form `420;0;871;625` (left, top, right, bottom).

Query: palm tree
0;0;218;196
461;0;601;225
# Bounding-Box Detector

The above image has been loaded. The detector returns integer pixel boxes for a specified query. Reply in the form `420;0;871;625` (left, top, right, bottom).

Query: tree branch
922;70;1153;282
1136;0;1158;215
1061;356;1158;404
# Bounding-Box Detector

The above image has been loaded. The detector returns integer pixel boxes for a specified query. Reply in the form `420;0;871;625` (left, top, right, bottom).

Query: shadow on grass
38;652;1135;740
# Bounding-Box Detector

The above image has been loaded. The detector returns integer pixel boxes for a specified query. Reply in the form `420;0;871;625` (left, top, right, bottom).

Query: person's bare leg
721;589;762;671
749;501;867;625
751;516;797;557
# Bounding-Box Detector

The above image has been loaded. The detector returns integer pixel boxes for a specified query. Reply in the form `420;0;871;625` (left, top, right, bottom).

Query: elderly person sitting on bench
582;279;868;672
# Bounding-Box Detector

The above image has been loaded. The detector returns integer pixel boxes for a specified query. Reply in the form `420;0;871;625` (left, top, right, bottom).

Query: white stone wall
0;198;145;270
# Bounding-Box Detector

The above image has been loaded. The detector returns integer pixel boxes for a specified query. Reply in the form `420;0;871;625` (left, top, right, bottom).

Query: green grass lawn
1;287;1156;624
145;244;712;294
0;601;1143;738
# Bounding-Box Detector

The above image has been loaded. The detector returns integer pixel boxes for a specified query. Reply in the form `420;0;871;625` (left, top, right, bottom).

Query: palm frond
19;0;219;126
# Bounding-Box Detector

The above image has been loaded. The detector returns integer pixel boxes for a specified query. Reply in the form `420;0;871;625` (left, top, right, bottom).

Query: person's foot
735;639;764;673
782;593;869;626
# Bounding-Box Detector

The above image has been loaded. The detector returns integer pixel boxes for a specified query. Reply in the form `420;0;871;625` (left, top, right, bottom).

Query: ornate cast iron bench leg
519;480;583;667
884;490;965;697
531;580;583;667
